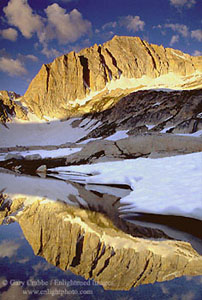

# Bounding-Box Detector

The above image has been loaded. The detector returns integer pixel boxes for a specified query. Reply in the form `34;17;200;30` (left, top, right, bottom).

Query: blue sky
0;0;201;95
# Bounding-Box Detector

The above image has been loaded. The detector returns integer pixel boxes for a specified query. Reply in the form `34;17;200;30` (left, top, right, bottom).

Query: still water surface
0;170;201;299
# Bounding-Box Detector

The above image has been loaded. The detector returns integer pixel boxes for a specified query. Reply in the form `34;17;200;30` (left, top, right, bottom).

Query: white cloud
100;16;144;39
3;1;92;58
0;49;37;76
43;4;92;44
3;0;44;38
1;286;28;300
165;23;189;37
170;0;196;8
193;50;202;56
41;45;61;58
120;15;145;32
181;291;196;300
191;29;202;41
0;57;27;76
153;24;166;36
33;261;53;273
153;24;162;29
25;54;38;62
1;28;18;41
66;38;93;53
0;240;20;257
102;21;117;31
170;34;179;46
160;284;169;295
18;54;39;62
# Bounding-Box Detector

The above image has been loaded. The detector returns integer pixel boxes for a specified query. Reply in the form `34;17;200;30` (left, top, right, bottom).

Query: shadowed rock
0;90;27;123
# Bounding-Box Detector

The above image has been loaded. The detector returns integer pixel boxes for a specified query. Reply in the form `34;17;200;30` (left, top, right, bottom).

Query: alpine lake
0;168;202;300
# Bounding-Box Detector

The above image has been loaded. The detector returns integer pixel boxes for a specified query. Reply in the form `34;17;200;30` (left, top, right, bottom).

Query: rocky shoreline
1;133;202;177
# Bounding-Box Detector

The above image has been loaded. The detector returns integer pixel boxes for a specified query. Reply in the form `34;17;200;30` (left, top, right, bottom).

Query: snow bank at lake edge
49;152;202;220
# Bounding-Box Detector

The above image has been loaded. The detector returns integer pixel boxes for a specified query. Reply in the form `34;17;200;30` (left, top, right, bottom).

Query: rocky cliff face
23;36;202;118
0;90;27;123
76;89;202;141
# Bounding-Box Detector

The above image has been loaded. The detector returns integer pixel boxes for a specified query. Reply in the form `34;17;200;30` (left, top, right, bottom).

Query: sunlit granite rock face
8;200;201;291
0;90;27;123
23;36;202;118
0;192;24;225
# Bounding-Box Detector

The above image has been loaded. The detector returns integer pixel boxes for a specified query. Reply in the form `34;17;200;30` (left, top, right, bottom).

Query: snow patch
105;130;128;141
0;117;99;147
105;71;202;93
176;130;202;137
45;71;202;111
160;126;174;133
152;102;161;107
146;124;156;130
196;112;202;119
79;118;91;127
69;88;105;107
78;137;102;144
51;152;202;220
171;50;186;60
0;147;81;161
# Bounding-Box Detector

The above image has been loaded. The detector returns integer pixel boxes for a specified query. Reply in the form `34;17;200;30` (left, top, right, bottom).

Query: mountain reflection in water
0;169;202;297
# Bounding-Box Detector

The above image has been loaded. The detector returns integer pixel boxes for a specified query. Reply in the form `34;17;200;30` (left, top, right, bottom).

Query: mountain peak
23;35;202;119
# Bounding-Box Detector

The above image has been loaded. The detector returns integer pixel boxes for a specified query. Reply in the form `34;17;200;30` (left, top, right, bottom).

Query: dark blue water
0;170;201;299
0;222;202;300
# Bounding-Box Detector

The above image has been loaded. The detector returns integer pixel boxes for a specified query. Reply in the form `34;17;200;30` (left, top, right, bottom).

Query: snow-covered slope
0;118;100;147
49;152;202;221
65;71;202;109
106;71;202;93
1;87;202;150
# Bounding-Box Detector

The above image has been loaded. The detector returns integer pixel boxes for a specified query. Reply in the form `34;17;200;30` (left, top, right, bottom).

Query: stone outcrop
77;89;202;140
0;90;27;123
64;134;202;165
22;36;202;118
1;133;202;173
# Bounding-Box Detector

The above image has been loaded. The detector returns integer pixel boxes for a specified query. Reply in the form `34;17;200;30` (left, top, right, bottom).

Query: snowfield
0;118;100;147
106;71;202;92
49;152;202;221
0;147;81;161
